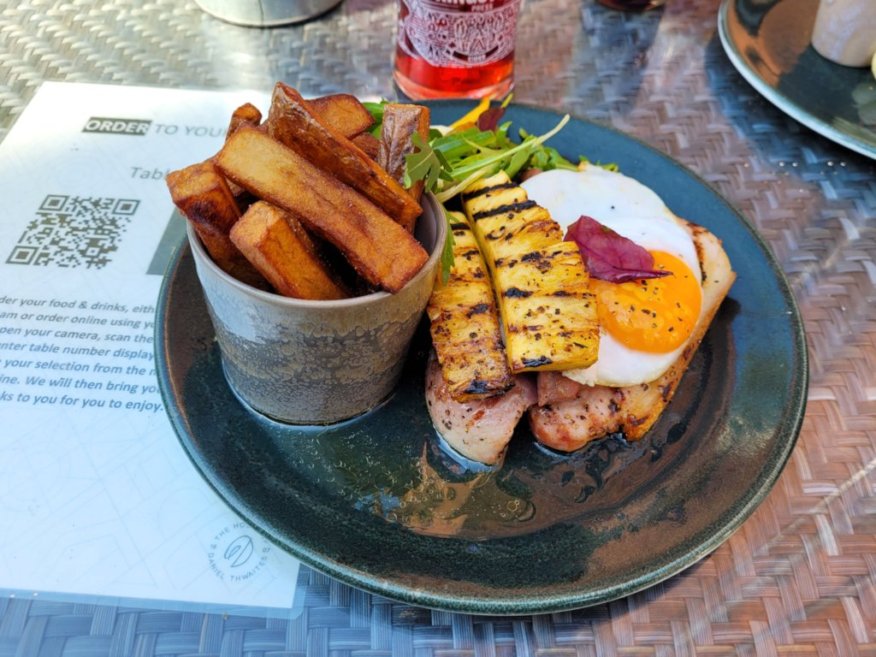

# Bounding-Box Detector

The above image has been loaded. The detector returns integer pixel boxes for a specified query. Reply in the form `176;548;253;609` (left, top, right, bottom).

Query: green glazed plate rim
718;0;876;159
156;103;808;615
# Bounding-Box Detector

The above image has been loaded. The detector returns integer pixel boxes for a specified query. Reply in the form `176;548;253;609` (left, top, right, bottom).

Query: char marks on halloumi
426;211;514;401
461;171;600;374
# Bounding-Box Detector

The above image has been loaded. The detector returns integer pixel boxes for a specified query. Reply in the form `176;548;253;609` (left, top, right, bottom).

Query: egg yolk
590;251;702;353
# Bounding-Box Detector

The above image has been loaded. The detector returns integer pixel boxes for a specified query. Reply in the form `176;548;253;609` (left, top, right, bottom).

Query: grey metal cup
188;194;447;425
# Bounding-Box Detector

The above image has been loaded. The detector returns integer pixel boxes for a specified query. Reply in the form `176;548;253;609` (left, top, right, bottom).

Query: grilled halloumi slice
462;172;599;374
427;211;514;401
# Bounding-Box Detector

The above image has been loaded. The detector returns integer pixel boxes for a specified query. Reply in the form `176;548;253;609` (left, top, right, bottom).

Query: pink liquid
394;49;515;99
393;0;519;99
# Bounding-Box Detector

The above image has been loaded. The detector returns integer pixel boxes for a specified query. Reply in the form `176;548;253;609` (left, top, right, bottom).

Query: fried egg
521;165;703;387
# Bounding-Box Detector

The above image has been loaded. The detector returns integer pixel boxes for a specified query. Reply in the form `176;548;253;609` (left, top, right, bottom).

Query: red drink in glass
394;0;522;100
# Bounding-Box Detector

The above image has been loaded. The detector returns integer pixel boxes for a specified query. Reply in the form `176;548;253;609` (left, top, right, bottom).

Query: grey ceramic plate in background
718;0;876;159
155;104;808;615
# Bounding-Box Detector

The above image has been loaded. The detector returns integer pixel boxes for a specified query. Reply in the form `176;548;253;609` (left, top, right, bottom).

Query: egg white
521;165;703;387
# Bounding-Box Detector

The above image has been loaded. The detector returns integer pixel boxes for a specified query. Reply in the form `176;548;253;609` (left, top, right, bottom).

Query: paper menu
0;82;302;611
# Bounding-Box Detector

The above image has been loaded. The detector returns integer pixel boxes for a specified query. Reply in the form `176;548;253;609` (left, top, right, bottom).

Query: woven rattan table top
0;0;874;654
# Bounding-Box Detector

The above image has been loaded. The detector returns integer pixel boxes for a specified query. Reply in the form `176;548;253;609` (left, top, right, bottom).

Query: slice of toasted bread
529;219;736;452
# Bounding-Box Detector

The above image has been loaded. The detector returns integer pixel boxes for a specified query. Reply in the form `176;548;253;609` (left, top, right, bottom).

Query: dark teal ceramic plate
156;104;808;615
718;0;876;159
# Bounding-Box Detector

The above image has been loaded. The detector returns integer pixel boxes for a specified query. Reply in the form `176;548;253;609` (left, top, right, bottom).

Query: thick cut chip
165;160;267;289
215;127;428;293
351;132;380;160
266;83;422;231
378;103;431;206
226;103;262;136
306;93;374;138
220;104;264;200
264;90;374;139
230;201;348;301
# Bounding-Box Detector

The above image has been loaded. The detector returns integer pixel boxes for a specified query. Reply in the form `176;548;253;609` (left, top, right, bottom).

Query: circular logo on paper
207;522;271;582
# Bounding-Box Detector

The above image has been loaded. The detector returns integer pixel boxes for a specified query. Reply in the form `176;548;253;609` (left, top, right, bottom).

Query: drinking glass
393;0;523;100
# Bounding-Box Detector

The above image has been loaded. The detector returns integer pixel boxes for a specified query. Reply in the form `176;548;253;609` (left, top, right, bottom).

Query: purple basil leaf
565;215;671;283
476;106;506;132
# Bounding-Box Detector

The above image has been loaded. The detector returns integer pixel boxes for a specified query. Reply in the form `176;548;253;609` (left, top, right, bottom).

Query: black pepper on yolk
589;251;702;353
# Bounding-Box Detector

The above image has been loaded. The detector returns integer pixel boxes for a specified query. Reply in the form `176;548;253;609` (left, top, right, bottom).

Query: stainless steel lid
194;0;344;26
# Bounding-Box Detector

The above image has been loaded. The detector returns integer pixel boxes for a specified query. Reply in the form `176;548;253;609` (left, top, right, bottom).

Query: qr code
6;195;140;269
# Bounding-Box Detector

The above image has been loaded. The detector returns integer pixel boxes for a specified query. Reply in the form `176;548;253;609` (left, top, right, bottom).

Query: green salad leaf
438;205;456;286
365;100;579;284
418;114;572;203
402;110;574;282
403;133;451;194
362;100;387;137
